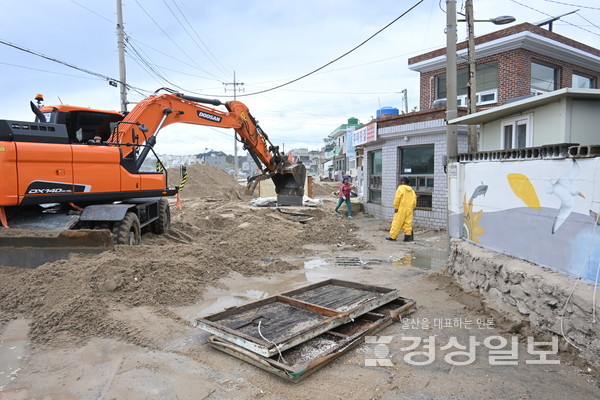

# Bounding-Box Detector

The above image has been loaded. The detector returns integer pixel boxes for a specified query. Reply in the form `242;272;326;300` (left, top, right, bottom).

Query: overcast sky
1;0;598;156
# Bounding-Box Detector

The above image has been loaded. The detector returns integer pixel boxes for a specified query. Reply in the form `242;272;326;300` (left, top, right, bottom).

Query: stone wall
449;239;600;366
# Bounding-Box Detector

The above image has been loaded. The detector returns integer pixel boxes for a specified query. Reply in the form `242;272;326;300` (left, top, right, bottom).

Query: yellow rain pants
388;184;417;239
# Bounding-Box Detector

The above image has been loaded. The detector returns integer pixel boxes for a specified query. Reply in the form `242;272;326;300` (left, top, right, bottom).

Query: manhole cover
334;257;363;266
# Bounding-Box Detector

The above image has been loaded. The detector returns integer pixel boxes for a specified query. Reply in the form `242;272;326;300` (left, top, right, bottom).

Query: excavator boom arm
110;93;283;174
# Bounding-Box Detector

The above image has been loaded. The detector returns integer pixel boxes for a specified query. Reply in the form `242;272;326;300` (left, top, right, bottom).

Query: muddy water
0;319;29;391
174;249;447;325
392;249;448;270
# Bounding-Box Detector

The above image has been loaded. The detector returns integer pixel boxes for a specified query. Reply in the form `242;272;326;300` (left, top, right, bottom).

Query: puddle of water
392;250;447;270
173;251;447;332
303;258;328;270
173;271;312;323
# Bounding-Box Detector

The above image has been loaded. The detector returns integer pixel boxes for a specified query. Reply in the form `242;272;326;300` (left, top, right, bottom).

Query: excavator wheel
112;212;141;245
151;198;171;234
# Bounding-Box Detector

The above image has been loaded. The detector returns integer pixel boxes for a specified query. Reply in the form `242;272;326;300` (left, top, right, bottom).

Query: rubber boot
403;234;414;242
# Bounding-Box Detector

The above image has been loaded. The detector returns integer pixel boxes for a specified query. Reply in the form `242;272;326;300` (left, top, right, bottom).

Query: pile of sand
0;164;371;346
311;181;339;198
168;163;246;200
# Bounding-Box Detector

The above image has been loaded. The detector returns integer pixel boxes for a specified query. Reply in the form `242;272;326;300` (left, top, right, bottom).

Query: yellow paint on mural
507;173;541;209
463;194;485;243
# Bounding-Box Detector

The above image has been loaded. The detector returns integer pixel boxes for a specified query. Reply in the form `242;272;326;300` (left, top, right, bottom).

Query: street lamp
459;0;515;153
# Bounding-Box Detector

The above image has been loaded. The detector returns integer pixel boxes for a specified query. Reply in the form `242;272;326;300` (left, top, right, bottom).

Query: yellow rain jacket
389;184;417;239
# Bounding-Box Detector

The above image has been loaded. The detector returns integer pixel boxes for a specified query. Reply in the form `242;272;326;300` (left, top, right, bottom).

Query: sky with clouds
1;0;598;156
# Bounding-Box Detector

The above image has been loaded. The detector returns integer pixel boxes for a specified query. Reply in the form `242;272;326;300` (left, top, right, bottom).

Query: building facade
362;109;467;229
323;117;361;181
361;22;600;230
410;23;599;111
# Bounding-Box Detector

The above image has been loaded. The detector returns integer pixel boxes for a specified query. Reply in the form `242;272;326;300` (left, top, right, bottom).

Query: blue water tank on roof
376;106;399;118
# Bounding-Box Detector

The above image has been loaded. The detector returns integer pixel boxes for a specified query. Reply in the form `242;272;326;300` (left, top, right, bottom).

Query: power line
125;48;171;88
0;61;99;80
236;0;424;97
124;36;186;91
68;0;114;24
540;0;600;10
0;38;150;97
245;85;399;96
125;36;223;83
133;0;226;81
509;0;600;37
575;11;600;31
165;0;231;76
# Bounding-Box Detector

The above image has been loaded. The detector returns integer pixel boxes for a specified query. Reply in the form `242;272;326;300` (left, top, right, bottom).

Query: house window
501;115;532;149
368;150;382;204
572;73;595;89
531;62;559;94
436;62;499;105
399;145;434;210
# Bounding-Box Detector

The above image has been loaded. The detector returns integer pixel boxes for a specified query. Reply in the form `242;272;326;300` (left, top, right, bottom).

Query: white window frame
445;89;498;108
500;114;533;149
572;72;594;89
477;89;497;105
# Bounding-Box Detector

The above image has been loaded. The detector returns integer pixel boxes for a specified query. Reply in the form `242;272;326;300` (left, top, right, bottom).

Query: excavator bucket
271;163;307;206
0;229;113;268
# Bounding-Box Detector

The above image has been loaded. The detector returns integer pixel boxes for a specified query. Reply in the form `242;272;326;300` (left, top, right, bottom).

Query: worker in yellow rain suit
386;177;417;241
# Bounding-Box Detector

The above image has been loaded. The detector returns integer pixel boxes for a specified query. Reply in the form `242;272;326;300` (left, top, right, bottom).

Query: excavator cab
37;106;124;144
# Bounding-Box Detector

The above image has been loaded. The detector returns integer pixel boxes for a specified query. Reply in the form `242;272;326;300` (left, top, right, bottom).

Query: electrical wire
125;35;224;83
68;0;114;24
133;0;226;81
539;0;600;10
236;0;424;97
0;38;151;97
0;61;99;80
125;49;169;88
575;12;600;32
559;202;600;350
164;0;231;77
124;34;225;96
508;0;600;37
257;320;287;363
125;37;182;89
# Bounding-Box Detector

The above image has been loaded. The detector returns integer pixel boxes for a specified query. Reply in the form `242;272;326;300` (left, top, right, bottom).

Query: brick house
411;23;599;110
361;22;600;230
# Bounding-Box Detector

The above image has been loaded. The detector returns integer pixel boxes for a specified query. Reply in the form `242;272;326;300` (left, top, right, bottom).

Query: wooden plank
277;295;339;317
290;285;379;311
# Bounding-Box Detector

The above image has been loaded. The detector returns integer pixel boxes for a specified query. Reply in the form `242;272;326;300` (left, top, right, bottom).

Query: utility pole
466;0;478;153
401;89;408;114
446;0;458;162
223;71;244;177
445;0;458;244
116;0;128;114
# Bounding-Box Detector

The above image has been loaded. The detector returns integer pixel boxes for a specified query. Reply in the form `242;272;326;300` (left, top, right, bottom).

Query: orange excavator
0;90;305;266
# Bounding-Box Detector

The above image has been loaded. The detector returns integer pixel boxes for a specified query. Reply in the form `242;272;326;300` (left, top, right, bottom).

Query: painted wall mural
453;158;600;281
462;185;487;242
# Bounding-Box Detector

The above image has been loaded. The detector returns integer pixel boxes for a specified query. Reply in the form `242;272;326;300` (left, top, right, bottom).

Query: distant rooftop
408;22;600;73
